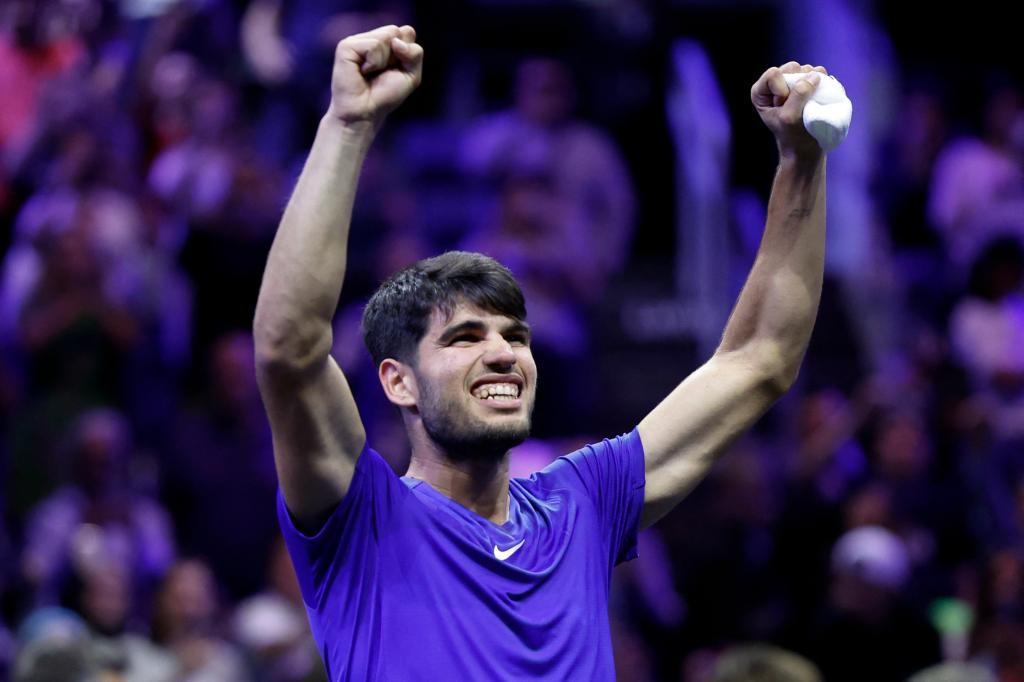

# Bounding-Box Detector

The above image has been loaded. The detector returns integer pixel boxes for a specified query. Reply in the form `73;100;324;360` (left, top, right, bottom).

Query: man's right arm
253;25;423;532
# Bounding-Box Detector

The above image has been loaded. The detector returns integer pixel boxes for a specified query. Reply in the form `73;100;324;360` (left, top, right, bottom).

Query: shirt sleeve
532;428;646;567
276;444;408;609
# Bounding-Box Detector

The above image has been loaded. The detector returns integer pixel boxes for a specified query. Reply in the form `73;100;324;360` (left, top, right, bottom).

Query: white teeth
472;383;520;400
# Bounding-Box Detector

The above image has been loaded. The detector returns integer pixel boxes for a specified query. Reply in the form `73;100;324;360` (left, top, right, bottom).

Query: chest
376;487;610;615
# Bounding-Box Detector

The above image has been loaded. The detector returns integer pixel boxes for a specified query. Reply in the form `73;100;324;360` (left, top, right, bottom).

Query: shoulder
277;442;407;542
522;430;645;494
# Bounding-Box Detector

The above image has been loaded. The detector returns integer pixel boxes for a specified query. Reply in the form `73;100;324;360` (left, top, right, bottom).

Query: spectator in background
873;81;951;325
4;192;143;518
232;538;326;682
949;236;1024;440
668;440;788;648
3;57;193;447
803;525;940;682
163;332;277;600
867;407;979;603
60;560;177;682
875;81;950;254
147;69;245;226
146;61;286;356
775;388;869;630
785;388;870;506
0;0;87;149
868;411;943;555
610;527;686;682
20;409;175;609
928;78;1024;270
460;56;636;298
150;558;249;682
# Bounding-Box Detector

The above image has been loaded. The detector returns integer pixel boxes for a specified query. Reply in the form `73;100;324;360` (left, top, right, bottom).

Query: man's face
410;303;537;460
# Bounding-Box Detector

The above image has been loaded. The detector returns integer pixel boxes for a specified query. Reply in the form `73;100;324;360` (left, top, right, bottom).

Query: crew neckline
402;475;520;533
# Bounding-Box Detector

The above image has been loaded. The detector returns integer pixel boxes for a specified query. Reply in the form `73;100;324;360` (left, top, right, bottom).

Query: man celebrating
254;24;831;681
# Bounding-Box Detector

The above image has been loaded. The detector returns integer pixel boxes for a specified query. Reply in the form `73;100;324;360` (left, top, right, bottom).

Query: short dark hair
361;251;526;366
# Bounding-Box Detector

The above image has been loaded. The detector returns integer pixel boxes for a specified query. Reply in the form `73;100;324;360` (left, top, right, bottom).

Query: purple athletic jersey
277;429;646;681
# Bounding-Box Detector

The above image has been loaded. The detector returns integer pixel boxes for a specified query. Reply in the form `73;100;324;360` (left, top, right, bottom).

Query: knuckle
336;38;360;59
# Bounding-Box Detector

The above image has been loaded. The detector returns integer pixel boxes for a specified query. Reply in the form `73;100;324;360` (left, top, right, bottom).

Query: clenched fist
328;25;424;131
751;62;827;159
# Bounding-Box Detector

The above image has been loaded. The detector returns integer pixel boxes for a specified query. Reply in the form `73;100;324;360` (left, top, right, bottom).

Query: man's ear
379;359;417;408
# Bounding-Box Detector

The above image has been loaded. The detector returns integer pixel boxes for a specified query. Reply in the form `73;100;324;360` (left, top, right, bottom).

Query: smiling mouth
471;382;522;402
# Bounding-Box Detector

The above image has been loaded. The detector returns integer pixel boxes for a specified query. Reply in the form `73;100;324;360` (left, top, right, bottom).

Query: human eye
506;332;530;346
449;332;480;346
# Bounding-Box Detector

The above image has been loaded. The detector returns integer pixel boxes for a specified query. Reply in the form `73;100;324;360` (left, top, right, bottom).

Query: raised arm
638;63;829;528
253;25;423;531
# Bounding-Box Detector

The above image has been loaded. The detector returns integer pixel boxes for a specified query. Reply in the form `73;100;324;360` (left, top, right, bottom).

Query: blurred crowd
1;0;1023;681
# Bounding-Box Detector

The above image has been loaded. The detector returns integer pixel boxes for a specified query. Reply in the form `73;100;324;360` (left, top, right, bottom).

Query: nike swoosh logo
493;539;526;561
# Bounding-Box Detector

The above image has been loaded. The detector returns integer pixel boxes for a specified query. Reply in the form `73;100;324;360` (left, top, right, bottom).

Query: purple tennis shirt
277;428;646;681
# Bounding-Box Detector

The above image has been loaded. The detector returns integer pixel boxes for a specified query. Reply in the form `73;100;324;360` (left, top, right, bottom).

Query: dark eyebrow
436;320;487;345
502;320;532;339
435;319;531;345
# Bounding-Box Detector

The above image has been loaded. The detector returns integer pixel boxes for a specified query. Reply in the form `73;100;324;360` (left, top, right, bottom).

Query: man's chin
425;419;531;462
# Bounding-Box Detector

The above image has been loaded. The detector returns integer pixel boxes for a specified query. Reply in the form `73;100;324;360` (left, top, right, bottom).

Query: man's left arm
639;63;830;528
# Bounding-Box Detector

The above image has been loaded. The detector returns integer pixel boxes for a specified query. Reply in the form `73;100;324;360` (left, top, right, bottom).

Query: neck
406;437;511;525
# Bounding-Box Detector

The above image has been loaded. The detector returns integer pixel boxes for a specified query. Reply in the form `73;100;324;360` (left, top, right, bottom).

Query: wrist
319;114;378;151
778;147;825;176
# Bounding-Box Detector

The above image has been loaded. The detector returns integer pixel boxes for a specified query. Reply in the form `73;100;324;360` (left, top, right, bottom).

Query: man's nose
482;335;516;367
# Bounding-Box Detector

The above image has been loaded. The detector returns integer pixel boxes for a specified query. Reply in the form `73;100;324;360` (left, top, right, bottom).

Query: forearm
253;117;374;368
718;152;826;388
